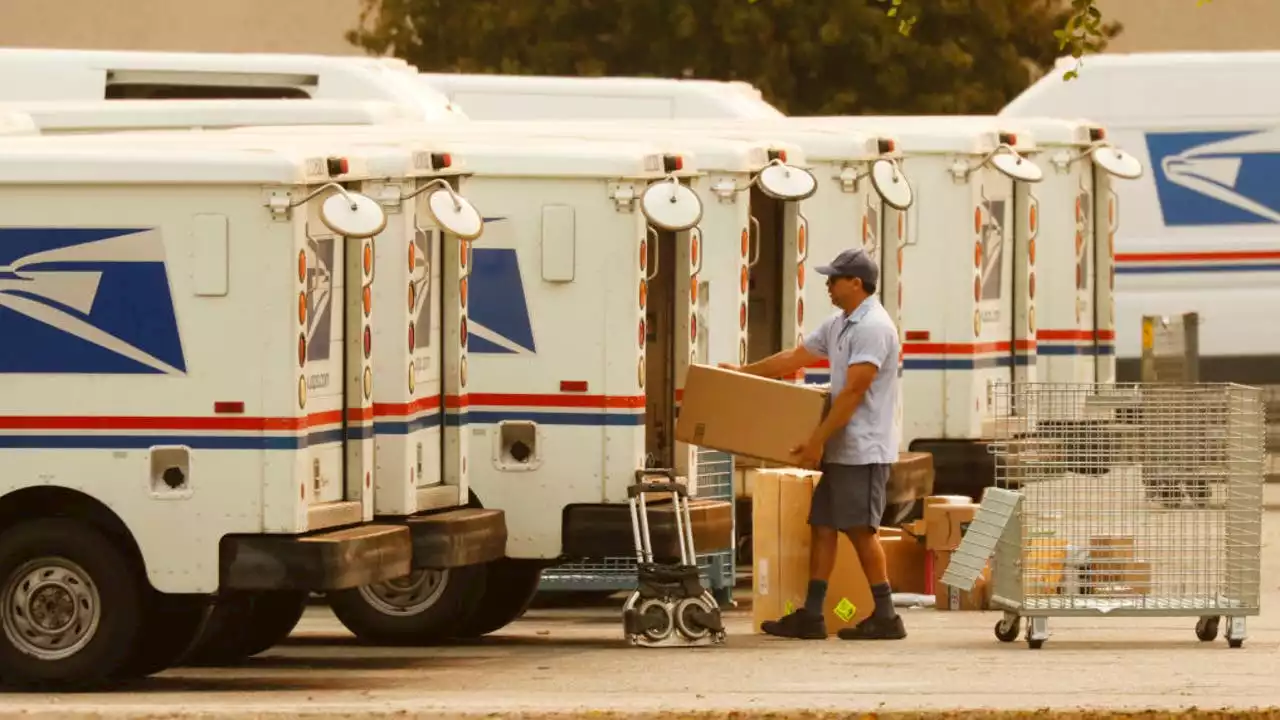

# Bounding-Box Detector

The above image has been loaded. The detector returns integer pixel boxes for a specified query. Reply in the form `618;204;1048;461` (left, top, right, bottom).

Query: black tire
1195;616;1220;642
0;518;142;690
454;559;545;638
327;564;487;645
115;591;211;679
994;617;1020;643
183;590;307;665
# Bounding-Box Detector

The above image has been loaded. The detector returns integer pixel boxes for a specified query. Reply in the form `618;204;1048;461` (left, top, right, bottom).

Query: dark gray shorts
808;462;892;530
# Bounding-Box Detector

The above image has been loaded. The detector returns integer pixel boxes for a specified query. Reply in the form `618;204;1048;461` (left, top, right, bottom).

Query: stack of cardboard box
920;496;990;611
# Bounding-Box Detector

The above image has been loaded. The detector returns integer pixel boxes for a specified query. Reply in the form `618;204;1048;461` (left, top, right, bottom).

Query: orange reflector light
797;298;804;325
690;314;697;341
740;229;749;257
1029;238;1037;265
740;265;749;294
639;238;648;271
408;242;416;270
739;302;747;329
639;281;647;309
408;281;416;311
797;224;807;257
690;276;698;303
638;318;646;348
797;262;805;290
298;291;307;325
298;250;307;283
363;243;372;276
560;380;588;393
409;323;415;350
973;275;981;302
459;238;468;268
214;401;244;414
974;207;982;234
974;241;982;268
298;333;306;367
460;316;468;348
460;276;468;307
1029;272;1037;299
691;234;700;266
362;286;371;316
363;326;372;358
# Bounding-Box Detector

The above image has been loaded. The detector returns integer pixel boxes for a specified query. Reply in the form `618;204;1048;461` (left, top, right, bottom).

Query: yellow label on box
833;597;857;622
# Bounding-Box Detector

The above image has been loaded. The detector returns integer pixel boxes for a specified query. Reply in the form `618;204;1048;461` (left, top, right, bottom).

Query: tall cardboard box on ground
676;364;827;469
752;469;875;634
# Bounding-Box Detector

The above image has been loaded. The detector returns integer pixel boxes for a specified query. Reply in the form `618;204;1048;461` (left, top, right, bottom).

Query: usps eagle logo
1147;129;1280;226
0;227;186;374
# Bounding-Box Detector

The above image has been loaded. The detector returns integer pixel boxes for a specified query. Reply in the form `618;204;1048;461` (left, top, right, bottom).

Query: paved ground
4;496;1280;718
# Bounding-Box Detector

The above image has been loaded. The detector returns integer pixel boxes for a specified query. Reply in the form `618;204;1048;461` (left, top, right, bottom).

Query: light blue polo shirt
801;296;900;466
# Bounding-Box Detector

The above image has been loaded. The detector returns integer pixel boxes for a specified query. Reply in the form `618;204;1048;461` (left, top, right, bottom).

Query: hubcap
2;558;101;661
357;569;448;615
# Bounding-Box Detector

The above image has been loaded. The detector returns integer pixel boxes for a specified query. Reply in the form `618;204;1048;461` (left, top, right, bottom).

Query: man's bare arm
807;361;878;448
730;345;822;380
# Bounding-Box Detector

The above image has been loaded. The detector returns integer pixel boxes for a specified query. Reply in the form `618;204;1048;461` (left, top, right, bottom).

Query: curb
13;709;1280;719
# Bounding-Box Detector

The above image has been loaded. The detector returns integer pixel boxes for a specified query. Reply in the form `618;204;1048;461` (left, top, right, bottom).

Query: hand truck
621;469;726;647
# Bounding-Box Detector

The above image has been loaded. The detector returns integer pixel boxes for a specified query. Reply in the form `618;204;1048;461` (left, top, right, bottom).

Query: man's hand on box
789;437;823;470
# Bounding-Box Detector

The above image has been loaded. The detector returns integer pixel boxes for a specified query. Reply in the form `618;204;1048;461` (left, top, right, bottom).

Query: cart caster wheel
1028;638;1045;650
1228;638;1244;649
994;617;1020;643
1195;616;1220;642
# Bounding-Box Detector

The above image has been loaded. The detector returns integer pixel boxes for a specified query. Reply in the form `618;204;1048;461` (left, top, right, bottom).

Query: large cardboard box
881;533;928;594
751;469;874;634
676;364;827;469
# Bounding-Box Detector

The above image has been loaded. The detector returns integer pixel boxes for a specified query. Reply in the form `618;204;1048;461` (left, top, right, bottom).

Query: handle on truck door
646;226;661;282
748;216;762;269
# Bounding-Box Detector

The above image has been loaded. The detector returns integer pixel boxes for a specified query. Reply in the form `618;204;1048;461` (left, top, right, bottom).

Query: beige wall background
0;0;1277;58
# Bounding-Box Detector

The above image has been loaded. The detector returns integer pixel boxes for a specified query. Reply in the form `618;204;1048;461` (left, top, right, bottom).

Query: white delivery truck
930;116;1145;385
3;98;423;133
0;135;422;688
775;117;1046;502
12;123;515;651
1001;52;1280;386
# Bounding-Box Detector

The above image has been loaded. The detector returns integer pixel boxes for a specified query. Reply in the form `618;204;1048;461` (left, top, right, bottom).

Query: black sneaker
761;608;828;639
837;614;907;641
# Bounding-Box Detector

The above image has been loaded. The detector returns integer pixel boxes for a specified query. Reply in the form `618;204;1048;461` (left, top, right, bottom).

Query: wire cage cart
942;381;1265;649
537;449;737;605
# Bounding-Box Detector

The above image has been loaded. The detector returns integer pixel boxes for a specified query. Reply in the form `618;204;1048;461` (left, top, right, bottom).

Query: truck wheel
328;564;487;645
0;518;142;690
454;559;545;638
183;590;307;665
115;591;210;679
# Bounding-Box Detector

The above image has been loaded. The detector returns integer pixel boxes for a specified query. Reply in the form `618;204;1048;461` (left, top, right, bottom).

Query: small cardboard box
881;533;928;594
933;549;990;611
676;364;828;469
924;502;979;552
1026;537;1069;595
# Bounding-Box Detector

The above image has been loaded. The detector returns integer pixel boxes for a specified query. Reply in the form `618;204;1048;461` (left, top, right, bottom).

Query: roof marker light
325;157;349;176
1089;127;1106;142
767;149;788;162
662;155;683;173
877;138;896;154
999;133;1018;147
431;152;453;169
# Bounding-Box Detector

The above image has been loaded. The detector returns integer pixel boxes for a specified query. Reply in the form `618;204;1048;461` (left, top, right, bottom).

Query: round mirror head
1094;146;1144;180
640;180;703;232
991;151;1044;183
870;158;914;210
426;188;484;240
756;163;818;201
319;192;387;239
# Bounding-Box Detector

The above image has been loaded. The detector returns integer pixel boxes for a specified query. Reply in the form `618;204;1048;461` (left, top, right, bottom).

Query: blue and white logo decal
305;236;334;362
469;245;536;355
411;229;433;350
1147;130;1280;226
0;227;185;374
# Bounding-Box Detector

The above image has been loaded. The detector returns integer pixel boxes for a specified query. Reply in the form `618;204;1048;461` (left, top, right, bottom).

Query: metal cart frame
943;381;1265;649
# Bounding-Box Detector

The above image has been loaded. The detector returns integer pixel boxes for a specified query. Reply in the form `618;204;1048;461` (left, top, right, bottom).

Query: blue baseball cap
815;247;879;287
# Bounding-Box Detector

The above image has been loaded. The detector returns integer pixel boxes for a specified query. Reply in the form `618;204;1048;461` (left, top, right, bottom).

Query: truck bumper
220;523;413;592
560;499;734;561
401;507;508;569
